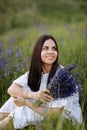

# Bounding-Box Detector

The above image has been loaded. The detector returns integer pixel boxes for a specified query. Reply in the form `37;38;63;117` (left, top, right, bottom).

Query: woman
0;35;82;129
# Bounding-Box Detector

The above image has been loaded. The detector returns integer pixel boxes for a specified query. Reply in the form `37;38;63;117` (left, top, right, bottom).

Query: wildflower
0;42;3;58
0;58;9;78
47;64;82;99
10;37;15;44
15;48;22;58
0;58;8;70
5;49;13;56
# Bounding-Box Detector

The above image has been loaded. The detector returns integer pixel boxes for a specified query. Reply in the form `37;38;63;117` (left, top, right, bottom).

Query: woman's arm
7;83;34;99
7;71;52;102
7;72;34;99
8;83;53;102
13;96;63;116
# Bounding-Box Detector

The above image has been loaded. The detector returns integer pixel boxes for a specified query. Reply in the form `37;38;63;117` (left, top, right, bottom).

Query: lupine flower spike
47;64;82;99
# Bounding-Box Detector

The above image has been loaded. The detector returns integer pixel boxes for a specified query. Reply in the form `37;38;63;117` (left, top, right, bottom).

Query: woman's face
41;39;58;68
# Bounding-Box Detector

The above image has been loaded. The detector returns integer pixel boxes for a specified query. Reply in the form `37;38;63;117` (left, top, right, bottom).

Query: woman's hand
32;89;53;103
13;96;27;107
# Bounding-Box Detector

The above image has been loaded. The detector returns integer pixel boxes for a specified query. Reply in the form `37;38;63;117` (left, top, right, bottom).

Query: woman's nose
48;49;53;53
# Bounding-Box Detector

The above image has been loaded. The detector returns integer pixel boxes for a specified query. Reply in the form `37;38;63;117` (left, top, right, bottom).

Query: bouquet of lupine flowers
47;64;82;99
34;64;82;107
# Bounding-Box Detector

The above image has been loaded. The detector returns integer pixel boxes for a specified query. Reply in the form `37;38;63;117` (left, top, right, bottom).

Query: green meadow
0;0;87;129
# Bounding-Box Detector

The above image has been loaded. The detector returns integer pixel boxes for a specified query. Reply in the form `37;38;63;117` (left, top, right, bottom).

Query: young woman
0;35;82;129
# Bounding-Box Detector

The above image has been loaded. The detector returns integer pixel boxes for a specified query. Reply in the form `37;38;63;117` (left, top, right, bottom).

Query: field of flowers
0;0;87;129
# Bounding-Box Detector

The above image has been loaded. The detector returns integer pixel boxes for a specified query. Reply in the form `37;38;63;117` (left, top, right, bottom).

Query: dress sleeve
63;92;83;124
13;71;30;90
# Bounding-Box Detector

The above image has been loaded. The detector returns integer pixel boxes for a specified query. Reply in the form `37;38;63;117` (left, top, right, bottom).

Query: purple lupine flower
47;64;82;99
0;58;9;78
0;58;8;69
7;69;10;76
5;49;13;56
15;48;22;58
0;42;3;58
14;58;28;72
21;58;28;65
0;52;2;58
10;37;15;44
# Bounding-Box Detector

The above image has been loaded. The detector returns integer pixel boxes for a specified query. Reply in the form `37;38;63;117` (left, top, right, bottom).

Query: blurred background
0;0;87;128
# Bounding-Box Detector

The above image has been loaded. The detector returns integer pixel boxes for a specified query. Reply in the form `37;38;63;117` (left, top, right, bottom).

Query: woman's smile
46;55;55;60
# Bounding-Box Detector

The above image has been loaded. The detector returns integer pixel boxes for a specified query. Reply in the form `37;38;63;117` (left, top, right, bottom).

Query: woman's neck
42;65;52;74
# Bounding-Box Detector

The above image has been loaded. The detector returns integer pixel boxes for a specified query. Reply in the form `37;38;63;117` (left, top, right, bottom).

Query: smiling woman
0;35;82;129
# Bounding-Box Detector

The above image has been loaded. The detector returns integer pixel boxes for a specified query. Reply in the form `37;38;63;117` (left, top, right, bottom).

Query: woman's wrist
23;90;35;99
25;100;33;108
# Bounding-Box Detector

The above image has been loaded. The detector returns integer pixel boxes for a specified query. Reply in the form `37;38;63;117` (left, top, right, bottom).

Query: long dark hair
28;34;59;91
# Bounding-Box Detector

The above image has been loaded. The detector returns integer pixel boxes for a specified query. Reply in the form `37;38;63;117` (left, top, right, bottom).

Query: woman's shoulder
13;71;29;88
14;71;29;80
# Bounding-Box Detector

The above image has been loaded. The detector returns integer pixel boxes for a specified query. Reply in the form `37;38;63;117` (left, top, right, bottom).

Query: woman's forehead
43;39;56;46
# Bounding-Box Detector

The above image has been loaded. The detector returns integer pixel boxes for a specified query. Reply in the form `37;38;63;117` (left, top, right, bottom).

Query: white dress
0;71;83;129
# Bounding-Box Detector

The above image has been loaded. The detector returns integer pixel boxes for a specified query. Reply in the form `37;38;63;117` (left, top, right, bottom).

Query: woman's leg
0;112;9;121
0;115;14;130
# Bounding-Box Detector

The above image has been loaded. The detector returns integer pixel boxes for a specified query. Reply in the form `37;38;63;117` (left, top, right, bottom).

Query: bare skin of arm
7;83;53;102
8;83;63;115
7;83;33;99
13;96;64;116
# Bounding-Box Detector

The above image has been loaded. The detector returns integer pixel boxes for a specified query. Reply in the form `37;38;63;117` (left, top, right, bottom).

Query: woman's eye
42;46;57;51
52;47;57;51
42;47;48;50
